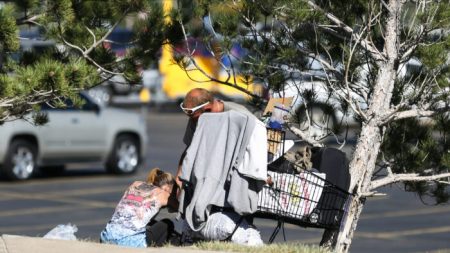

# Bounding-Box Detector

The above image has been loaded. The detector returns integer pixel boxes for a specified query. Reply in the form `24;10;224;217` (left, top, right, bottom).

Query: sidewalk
0;234;217;253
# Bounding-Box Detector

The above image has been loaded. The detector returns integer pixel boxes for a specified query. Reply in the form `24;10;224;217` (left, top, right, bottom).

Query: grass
188;241;330;253
75;235;329;253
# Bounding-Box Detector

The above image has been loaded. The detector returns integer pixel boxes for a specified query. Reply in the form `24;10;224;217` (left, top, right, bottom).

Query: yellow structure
158;0;261;102
139;86;151;103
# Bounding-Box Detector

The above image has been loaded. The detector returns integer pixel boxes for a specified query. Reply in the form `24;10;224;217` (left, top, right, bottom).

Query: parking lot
1;107;449;252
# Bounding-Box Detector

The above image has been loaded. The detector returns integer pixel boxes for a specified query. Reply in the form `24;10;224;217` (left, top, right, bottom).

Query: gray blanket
179;111;265;231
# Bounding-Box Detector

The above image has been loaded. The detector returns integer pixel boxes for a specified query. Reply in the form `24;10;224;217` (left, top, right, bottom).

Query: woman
100;168;176;248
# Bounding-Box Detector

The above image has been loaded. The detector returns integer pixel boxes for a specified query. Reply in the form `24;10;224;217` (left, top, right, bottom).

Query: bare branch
16;14;44;26
380;107;444;125
57;25;123;76
176;17;262;101
0;88;81;122
286;123;324;148
85;55;124;76
85;26;97;48
52;6;131;77
371;172;450;190
306;0;385;62
360;191;387;198
279;23;342;74
58;33;86;55
83;17;124;56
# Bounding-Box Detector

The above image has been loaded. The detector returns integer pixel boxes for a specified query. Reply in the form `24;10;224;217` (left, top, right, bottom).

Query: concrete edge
0;236;7;253
0;234;221;253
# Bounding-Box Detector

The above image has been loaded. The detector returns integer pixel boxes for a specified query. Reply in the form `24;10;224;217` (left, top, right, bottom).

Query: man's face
180;101;211;121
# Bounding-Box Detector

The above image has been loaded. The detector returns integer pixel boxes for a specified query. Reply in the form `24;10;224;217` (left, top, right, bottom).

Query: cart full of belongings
255;128;352;243
178;108;351;245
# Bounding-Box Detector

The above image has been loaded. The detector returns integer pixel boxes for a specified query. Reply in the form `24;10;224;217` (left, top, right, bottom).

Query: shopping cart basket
255;128;351;243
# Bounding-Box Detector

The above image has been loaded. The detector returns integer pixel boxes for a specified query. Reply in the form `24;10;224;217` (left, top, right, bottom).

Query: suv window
40;93;99;112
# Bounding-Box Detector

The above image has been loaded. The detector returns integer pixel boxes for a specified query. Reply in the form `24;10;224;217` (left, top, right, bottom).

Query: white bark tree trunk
323;1;404;252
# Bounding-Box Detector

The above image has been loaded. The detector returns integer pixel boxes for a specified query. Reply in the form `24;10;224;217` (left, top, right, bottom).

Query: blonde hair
146;168;175;187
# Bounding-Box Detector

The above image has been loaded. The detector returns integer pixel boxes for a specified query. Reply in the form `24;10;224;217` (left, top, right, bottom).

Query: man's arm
176;147;188;189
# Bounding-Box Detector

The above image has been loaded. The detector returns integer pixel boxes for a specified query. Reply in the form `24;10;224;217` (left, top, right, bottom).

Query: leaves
45;0;75;25
0;4;19;52
382;116;450;204
0;74;14;97
0;0;168;123
417;43;448;70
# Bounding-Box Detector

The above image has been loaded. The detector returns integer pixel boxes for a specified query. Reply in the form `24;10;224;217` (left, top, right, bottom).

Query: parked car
271;72;366;140
0;92;147;180
87;75;145;106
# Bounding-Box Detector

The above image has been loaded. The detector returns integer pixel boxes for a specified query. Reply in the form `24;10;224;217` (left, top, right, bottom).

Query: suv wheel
106;135;140;174
2;139;37;180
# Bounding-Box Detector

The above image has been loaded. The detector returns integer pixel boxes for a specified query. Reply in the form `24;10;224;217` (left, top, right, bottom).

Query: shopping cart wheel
309;210;320;224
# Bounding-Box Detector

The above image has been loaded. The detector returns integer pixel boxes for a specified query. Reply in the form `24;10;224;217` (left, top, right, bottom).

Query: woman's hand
155;185;172;206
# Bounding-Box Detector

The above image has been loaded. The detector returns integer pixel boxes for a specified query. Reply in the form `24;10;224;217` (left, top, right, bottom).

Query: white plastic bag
199;212;263;246
43;223;78;240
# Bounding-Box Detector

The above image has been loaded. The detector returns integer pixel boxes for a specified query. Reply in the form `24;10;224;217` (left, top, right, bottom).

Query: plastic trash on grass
43;223;78;240
183;212;263;246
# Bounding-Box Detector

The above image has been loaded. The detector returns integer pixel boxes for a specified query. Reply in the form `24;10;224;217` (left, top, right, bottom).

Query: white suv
0;92;147;180
272;76;365;140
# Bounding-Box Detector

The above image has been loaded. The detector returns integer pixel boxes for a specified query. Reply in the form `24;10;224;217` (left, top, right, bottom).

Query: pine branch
276;23;342;75
83;15;125;56
0;90;54;107
55;7;130;76
0;89;77;122
317;51;369;122
306;1;385;62
370;172;450;190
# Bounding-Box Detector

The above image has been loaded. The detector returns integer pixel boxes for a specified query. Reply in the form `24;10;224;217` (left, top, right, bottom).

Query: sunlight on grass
192;241;330;253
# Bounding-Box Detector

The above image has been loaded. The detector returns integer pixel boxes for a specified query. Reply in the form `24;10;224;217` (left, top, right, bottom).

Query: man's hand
176;148;188;189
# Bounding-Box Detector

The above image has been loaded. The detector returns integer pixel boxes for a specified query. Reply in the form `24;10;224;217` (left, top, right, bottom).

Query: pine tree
0;0;168;124
1;1;449;251
168;0;450;252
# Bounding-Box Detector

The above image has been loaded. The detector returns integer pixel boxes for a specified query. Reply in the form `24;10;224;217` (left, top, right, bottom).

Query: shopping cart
254;128;352;243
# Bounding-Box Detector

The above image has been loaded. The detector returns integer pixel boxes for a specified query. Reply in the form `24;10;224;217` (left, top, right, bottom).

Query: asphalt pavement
0;106;449;253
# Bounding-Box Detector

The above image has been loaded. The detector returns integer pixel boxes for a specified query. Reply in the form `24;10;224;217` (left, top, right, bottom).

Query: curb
0;236;7;253
0;234;218;253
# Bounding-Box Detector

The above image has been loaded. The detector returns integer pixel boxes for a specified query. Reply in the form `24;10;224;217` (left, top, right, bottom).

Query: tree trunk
320;1;403;252
320;123;383;252
333;123;384;252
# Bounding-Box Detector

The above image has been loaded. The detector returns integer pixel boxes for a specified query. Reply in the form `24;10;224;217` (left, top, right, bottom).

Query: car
87;74;147;106
0;92;148;181
271;72;366;140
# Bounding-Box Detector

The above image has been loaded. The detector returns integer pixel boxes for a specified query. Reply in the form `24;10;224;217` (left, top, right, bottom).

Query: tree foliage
0;0;449;251
0;0;167;124
168;0;450;251
172;0;450;200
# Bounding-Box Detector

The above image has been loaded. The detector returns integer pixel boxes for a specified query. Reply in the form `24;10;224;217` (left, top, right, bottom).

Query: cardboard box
263;97;293;116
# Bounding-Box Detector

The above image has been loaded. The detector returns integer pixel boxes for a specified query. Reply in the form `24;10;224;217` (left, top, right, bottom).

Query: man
176;88;254;187
175;88;265;246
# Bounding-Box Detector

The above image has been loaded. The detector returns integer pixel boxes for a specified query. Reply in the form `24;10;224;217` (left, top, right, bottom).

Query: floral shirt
100;181;161;248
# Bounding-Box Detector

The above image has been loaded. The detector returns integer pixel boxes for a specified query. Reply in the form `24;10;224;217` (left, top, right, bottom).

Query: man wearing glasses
176;88;254;187
175;88;266;245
